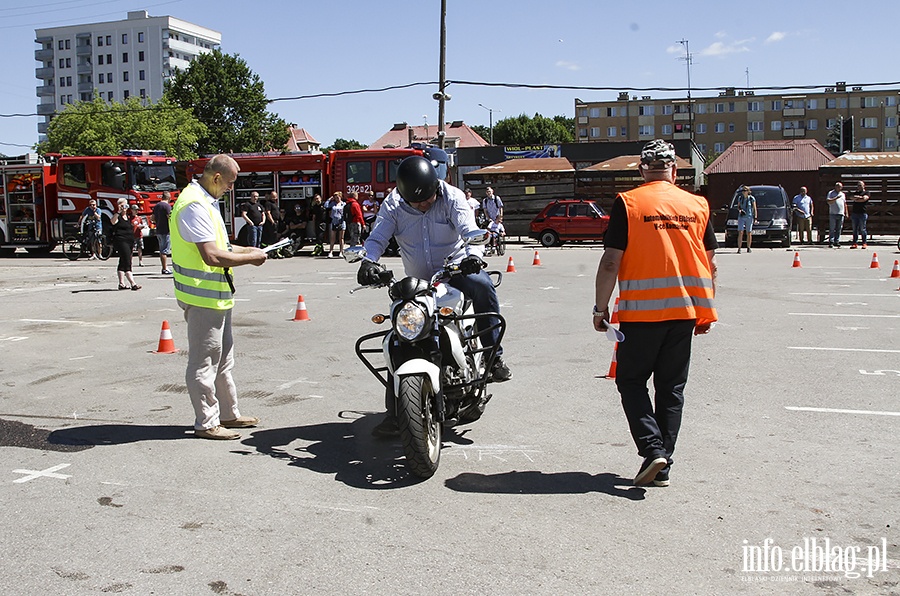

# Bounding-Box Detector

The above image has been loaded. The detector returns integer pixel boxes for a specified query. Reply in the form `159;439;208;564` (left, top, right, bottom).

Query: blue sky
1;0;897;152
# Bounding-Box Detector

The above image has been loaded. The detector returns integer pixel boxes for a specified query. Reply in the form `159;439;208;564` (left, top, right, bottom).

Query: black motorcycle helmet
395;156;439;203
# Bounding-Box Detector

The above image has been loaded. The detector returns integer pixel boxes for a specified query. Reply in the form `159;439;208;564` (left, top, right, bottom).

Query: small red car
529;199;610;247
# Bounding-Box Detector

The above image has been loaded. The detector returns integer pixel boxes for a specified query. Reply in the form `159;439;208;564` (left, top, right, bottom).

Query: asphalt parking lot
0;239;898;595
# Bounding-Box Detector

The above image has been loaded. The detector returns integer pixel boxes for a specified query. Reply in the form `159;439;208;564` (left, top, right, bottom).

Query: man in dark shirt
849;181;870;249
240;191;265;247
151;191;173;274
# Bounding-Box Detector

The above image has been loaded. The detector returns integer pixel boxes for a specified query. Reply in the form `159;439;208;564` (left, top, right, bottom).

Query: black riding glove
358;260;383;286
459;255;485;275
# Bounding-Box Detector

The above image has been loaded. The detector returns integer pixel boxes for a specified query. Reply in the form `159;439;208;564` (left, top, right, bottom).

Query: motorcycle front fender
393;359;441;396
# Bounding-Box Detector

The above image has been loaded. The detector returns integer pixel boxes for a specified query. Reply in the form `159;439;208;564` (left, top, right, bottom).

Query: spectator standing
345;191;365;246
109;198;141;290
826;182;847;248
308;194;325;245
792;187;814;245
240;191;265;248
593;139;717;487
262;190;280;246
482;187;504;226
78;199;103;259
327;192;346;258
361;193;380;238
130;204;148;266
151;191;173;274
170;154;267;440
735;185;757;253
849;181;870;249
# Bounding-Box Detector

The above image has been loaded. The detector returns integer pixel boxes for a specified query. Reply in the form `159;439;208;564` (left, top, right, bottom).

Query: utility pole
436;0;448;149
678;39;693;143
478;103;499;145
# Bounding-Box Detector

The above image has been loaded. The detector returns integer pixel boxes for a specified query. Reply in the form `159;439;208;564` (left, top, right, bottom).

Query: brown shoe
195;425;240;440
220;416;260;428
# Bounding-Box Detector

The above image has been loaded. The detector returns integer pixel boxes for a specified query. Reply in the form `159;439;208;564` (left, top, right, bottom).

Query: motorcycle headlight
395;301;428;341
771;218;788;227
726;219;738;226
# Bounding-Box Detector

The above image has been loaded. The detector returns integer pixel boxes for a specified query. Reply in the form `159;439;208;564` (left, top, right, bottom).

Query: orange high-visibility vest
617;180;717;326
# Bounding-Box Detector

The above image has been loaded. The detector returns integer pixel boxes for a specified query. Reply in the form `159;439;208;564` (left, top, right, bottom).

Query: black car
723;185;792;247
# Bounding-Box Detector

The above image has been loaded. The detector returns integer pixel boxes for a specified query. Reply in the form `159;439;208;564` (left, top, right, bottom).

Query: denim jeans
850;213;868;245
448;269;503;355
247;224;263;248
829;214;844;246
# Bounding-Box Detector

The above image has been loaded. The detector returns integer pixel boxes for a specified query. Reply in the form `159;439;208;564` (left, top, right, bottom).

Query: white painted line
825;278;891;282
788;313;900;318
252;281;337;286
275;378;319;390
257;289;286;293
859;369;900;376
20;319;125;327
12;463;72;483
835;302;868;306
540;286;559;290
785;406;900;417
788;346;900;354
836;326;869;331
68;355;93;361
790;292;899;297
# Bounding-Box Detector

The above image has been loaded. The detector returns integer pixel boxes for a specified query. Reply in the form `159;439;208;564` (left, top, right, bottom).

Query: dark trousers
448;269;503;355
615;319;694;463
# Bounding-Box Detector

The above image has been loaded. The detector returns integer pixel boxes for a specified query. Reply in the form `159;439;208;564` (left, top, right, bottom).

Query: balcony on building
35;48;54;61
783;108;805;117
36;84;56;97
673;112;691;122
77;81;93;93
783;128;806;138
35;66;55;79
577;116;588;124
673;131;692;139
76;63;92;74
37;104;57;116
164;36;202;56
37;121;49;135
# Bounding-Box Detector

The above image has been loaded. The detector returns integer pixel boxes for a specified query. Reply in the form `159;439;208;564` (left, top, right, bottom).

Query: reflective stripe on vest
617;180;717;325
170;183;234;310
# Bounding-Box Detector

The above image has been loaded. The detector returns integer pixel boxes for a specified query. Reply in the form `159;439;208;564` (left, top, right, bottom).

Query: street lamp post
478;103;499;145
677;38;693;143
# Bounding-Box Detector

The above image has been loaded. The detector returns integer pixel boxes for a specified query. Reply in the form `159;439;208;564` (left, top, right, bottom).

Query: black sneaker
489;358;512;383
634;455;667;486
653;468;670;487
371;415;400;438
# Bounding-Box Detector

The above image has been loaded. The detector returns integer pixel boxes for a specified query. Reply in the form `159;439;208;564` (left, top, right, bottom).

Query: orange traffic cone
870;253;880;269
532;250;542;266
506;256;517;273
792;252;802;268
153;320;178;354
610;297;620;324
605;342;618;379
293;295;310;321
891;260;900;278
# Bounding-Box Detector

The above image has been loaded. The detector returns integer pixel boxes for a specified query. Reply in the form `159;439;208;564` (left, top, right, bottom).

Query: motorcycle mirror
343;246;367;263
463;229;489;246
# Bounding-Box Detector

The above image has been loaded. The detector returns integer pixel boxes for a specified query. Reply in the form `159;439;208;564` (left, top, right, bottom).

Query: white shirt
177;181;229;244
364;180;484;280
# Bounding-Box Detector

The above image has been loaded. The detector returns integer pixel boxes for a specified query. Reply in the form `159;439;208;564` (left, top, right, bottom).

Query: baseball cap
640;139;677;170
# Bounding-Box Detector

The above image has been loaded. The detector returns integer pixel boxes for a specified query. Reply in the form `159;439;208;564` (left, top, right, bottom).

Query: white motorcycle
344;231;506;478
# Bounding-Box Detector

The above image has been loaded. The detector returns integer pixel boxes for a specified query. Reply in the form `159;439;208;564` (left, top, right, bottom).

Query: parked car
529;199;610;247
723;185;792;247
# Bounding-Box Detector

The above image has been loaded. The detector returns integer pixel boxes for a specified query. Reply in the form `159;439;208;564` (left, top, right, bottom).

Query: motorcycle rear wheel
397;374;441;478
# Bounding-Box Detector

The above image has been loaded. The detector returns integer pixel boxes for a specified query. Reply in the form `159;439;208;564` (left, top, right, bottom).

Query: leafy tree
323;138;367;152
38;95;206;159
824;118;842;156
470;125;491;143
491;113;574;145
164;49;290;154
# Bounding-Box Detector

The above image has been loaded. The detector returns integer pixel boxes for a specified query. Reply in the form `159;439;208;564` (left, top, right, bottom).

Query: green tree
491;113;574;145
825;118;842;156
322;138;367;152
164;49;290;154
470;125;491;143
38;95;206;159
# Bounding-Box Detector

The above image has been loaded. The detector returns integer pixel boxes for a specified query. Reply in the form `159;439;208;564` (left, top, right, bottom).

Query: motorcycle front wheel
397;374;441;478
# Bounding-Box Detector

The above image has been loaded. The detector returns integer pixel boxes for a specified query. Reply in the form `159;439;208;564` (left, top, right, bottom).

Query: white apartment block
35;10;221;137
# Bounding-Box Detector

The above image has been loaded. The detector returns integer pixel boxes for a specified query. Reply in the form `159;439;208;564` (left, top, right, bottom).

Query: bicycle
62;230;112;261
483;230;506;257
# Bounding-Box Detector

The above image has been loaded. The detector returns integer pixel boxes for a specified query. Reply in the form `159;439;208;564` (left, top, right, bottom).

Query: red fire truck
0;150;178;256
185;147;446;240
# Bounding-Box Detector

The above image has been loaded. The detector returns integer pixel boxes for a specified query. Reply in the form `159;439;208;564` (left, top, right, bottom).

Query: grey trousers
181;303;241;430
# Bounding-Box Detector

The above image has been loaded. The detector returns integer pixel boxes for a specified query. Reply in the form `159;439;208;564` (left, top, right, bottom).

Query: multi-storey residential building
34;10;221;137
575;82;900;156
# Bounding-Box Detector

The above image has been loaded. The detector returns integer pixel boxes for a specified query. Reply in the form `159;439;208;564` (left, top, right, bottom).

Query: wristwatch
592;305;608;317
